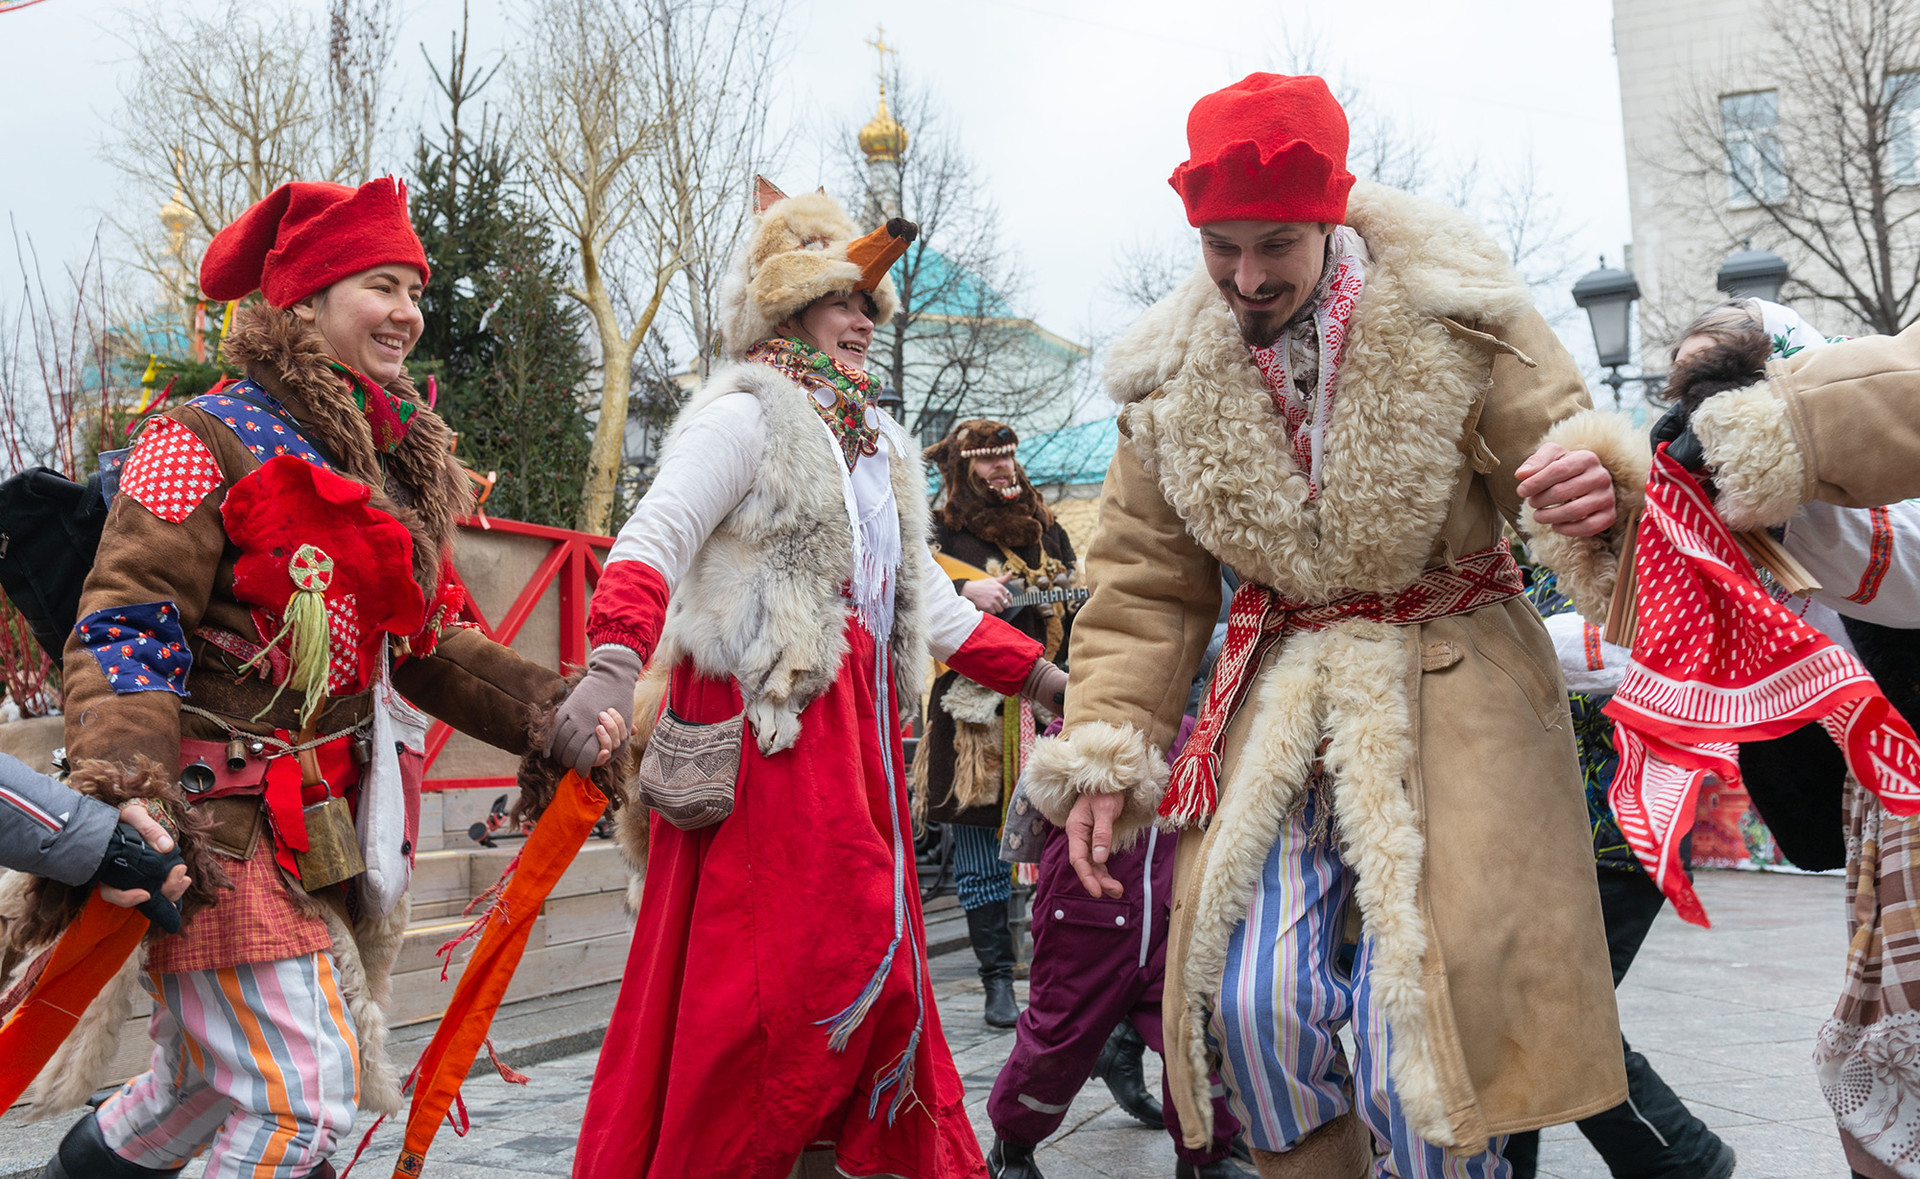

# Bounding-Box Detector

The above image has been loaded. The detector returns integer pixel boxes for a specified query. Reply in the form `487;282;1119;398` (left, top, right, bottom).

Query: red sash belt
1159;539;1527;827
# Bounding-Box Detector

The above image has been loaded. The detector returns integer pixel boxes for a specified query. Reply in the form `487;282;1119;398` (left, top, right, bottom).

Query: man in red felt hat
1018;75;1638;1178
21;178;626;1179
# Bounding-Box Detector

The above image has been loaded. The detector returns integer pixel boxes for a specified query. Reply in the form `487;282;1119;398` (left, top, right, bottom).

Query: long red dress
574;619;1032;1178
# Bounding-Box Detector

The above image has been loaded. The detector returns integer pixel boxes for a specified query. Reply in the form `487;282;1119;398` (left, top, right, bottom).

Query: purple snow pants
986;823;1240;1163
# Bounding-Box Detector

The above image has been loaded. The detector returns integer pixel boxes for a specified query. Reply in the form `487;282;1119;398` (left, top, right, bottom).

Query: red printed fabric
119;417;224;523
1160;539;1527;827
1244;229;1366;500
1605;447;1920;927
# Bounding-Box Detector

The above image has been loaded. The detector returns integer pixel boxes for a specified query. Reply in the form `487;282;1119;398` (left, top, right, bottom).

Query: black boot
39;1112;180;1178
967;900;1020;1028
1091;1019;1164;1129
1175;1158;1257;1178
988;1137;1045;1179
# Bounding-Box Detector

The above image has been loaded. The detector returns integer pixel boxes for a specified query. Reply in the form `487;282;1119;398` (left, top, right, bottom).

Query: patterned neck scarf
327;359;417;453
746;337;881;471
1246;226;1369;500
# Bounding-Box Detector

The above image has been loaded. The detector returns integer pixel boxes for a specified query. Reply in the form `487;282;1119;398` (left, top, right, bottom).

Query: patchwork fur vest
655;361;929;754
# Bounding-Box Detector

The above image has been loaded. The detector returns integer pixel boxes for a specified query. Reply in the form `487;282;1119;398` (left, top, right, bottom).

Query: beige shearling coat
1022;183;1639;1153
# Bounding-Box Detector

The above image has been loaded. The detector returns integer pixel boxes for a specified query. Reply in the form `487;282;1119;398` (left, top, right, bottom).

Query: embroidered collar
327;359;418;453
746;337;881;472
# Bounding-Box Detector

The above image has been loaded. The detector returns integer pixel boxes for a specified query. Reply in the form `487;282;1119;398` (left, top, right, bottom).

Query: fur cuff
3;757;226;955
517;669;635;823
1692;380;1808;529
1020;720;1168;846
1522;409;1650;625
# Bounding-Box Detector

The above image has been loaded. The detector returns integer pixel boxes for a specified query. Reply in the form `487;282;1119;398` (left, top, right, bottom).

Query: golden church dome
859;97;908;162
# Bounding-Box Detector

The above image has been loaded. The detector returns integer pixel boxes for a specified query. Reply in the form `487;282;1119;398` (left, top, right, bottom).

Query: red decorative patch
120;418;223;523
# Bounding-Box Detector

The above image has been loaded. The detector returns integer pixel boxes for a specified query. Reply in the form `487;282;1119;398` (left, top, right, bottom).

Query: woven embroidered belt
1160;538;1526;826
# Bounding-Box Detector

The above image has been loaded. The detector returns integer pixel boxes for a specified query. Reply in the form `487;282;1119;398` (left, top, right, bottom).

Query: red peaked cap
1169;73;1355;227
199;178;430;308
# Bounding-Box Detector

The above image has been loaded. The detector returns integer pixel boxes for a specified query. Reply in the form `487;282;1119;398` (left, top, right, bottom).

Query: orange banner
391;771;607;1178
0;891;147;1109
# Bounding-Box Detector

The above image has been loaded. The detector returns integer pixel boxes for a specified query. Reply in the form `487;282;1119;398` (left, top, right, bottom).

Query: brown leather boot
1249;1110;1369;1179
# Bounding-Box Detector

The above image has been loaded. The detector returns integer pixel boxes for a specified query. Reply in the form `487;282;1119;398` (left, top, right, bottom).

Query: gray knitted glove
547;644;645;775
1020;658;1068;714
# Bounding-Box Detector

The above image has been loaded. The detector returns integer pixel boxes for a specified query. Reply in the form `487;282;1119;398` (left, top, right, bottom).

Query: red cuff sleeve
945;613;1043;695
588;559;670;662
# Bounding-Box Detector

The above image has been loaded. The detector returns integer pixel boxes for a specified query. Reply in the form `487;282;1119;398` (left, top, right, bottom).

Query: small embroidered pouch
635;699;746;831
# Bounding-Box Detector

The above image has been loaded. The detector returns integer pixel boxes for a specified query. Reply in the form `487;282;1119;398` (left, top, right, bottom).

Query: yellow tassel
240;544;334;727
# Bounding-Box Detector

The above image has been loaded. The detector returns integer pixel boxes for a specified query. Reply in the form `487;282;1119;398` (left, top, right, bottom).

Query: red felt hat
1169;74;1355;228
199;177;430;308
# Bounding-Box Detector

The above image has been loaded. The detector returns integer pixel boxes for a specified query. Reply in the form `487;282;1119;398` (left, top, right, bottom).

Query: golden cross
865;24;896;98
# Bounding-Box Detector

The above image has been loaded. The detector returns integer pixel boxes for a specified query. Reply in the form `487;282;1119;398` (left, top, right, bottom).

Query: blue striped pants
952;821;1012;911
1208;793;1509;1179
95;953;360;1179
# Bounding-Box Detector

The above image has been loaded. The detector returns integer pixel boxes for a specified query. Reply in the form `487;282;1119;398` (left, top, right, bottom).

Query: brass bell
180;760;216;794
225;737;249;773
351;734;374;766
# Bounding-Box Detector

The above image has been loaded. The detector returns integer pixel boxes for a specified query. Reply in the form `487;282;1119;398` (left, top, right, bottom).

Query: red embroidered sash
1604;448;1920;927
1160;539;1528;827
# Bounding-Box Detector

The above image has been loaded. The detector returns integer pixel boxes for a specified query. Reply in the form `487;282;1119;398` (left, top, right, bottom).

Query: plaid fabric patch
146;822;333;974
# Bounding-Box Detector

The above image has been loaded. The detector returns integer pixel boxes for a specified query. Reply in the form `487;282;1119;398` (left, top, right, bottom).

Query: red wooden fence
421;515;613;792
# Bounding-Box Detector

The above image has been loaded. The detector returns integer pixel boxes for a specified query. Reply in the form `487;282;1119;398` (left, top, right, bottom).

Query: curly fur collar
1098;182;1532;599
218;304;473;603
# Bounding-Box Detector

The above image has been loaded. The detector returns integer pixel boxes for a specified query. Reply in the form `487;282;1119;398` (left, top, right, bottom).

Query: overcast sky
0;0;1631;384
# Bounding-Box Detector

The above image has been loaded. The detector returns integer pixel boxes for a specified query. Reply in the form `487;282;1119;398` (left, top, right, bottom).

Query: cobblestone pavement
0;870;1854;1177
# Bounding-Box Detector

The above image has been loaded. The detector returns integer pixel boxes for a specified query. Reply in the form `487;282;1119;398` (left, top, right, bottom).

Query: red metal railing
422;515;613;791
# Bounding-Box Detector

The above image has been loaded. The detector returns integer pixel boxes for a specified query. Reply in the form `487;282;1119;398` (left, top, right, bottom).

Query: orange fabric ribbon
390;771;606;1178
0;891;147;1109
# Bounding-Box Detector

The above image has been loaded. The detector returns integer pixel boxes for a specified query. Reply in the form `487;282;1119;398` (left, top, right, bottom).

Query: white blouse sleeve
921;541;987;663
604;392;766;590
1781;499;1920;627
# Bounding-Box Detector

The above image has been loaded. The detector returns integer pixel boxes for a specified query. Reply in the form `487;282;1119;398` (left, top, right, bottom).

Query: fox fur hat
718;179;915;358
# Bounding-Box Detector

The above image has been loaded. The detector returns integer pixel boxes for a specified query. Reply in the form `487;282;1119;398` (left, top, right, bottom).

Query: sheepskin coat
1022;182;1639;1152
22;304;582;1120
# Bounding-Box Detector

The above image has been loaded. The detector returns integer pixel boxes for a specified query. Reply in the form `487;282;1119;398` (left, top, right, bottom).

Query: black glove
1650;401;1707;474
95;822;186;933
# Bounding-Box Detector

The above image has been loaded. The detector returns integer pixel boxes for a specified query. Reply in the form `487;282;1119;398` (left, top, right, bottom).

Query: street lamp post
1715;242;1790;302
1571;259;1664;409
1571;245;1793;412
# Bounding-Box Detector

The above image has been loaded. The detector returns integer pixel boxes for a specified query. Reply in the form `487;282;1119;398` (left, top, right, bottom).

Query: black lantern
1571;261;1642;370
1716;245;1789;302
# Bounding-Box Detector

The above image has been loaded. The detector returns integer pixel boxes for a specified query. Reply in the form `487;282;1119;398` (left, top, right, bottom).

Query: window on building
1721;90;1786;207
1889;71;1920;186
918;408;956;451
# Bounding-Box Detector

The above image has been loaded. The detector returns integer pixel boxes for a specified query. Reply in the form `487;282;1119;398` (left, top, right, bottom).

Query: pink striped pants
95;952;360;1179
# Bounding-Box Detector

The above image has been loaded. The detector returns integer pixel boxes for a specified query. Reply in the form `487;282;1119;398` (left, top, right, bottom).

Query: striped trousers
951;821;1013;911
96;952;360;1179
1209;793;1509;1179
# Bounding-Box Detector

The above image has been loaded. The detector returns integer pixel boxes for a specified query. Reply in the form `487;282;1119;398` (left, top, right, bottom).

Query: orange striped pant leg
98;953;360;1179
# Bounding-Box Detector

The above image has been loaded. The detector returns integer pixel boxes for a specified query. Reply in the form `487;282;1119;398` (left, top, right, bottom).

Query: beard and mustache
1221;277;1305;347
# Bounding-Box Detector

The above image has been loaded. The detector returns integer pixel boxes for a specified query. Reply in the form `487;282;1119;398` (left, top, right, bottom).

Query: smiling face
969;454;1019;499
1200;221;1332;347
778;292;877;370
292;264;426;386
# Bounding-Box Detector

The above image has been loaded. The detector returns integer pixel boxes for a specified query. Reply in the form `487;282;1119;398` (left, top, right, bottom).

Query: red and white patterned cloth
1160;540;1528;827
1246;226;1368;500
120;417;224;523
1605;447;1920;927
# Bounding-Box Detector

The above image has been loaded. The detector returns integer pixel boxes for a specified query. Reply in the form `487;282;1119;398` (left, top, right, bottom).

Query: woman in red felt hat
22;177;626;1179
542;182;1065;1179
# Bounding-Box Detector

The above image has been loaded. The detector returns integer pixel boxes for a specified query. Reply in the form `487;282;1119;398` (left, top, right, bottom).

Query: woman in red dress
545;187;1065;1179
